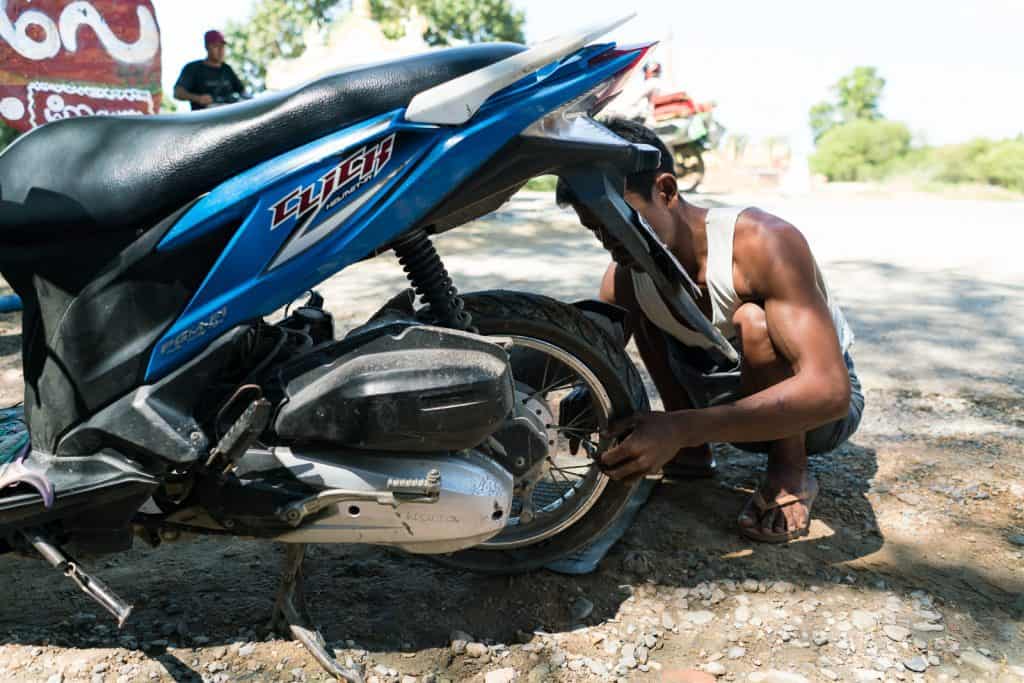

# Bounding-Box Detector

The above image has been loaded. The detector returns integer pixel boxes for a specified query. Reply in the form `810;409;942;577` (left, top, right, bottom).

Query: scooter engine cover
274;325;513;451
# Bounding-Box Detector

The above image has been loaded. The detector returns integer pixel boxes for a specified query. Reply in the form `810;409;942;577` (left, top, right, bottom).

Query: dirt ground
0;191;1021;683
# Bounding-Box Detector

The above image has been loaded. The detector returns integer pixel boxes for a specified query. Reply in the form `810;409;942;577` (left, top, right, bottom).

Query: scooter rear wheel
435;290;649;574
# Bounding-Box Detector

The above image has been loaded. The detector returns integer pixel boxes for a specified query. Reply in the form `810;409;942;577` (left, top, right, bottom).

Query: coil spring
392;230;473;331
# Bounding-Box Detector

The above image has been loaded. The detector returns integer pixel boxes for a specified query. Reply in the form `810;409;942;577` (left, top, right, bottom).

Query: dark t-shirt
175;60;245;110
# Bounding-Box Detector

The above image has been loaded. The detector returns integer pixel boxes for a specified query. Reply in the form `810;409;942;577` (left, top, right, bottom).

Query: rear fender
421;127;739;364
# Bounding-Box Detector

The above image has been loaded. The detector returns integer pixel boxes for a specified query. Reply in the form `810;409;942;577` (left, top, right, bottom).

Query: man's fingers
608;414;640;438
600;438;636;467
606;456;650;481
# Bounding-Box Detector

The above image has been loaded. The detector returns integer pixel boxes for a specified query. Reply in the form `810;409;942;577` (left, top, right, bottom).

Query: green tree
225;0;343;92
932;137;1024;191
370;0;525;45
0;123;18;154
973;140;1024;191
835;66;885;121
809;66;886;141
159;94;180;114
809;119;911;181
808;101;837;143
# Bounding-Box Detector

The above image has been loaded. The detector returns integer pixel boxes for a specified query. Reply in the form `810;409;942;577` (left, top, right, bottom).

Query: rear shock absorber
392;229;474;331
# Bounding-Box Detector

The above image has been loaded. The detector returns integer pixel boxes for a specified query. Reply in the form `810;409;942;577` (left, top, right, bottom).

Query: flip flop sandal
738;477;819;544
661;454;718;479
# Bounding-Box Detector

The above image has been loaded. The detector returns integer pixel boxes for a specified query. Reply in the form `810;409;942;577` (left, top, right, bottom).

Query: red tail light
589;42;658;114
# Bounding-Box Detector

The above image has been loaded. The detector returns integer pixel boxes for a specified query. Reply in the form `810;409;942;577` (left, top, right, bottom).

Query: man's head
556;118;682;265
204;30;227;65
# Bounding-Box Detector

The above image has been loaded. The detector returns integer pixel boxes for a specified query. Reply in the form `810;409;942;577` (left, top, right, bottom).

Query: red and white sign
0;0;162;133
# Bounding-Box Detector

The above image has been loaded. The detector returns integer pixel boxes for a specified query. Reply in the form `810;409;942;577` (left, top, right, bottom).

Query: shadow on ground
0;195;1022;676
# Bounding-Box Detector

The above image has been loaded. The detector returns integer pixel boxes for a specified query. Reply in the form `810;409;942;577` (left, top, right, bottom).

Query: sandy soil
0;191;1021;682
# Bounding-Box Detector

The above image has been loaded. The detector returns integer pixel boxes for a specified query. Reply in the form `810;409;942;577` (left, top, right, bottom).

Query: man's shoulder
734;206;795;236
732;207;814;290
180;60;205;72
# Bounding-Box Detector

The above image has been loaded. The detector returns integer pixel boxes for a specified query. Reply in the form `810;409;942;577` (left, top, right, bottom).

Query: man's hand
600;411;696;481
195;94;214;107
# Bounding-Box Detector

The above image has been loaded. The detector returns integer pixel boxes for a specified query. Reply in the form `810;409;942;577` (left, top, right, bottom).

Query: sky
154;0;1024;146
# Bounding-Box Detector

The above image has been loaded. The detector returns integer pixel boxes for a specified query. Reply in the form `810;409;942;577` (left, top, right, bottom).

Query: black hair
554;118;675;205
604;118;676;196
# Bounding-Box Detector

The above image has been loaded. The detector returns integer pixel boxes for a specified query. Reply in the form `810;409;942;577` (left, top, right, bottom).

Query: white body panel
405;13;636;125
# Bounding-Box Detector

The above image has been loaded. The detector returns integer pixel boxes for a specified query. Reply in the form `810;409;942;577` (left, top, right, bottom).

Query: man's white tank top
630;206;854;354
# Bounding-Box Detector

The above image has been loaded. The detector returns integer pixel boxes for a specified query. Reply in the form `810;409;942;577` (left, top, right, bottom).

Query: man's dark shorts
662;334;865;454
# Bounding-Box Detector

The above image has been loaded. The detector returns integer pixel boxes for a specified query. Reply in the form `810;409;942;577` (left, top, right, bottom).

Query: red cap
204;30;226;46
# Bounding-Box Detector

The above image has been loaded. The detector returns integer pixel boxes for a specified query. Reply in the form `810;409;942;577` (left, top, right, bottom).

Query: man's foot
738;474;818;543
661;444;716;479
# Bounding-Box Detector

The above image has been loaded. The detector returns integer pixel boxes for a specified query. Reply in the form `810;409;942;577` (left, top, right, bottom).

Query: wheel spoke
479;333;614;550
526;376;576;404
561;406;595;430
553;425;594;435
546;457;568;476
535;356;552;403
550;463;593;471
546;457;589;486
548;466;588;480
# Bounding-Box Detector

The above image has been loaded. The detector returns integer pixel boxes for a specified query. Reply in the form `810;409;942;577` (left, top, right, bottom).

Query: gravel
912;622;945;632
959;651;1000;674
747;672;810;683
484;668;516;683
883;625;911;642
903;655;929;673
571;597;595;622
851;610;878;631
465;643;489;658
703;661;727;676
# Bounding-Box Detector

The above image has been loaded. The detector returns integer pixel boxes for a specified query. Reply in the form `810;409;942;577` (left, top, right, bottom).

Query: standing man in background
174;30;246;110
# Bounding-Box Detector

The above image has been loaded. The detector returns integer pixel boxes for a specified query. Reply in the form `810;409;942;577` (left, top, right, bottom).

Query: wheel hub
490;382;552;478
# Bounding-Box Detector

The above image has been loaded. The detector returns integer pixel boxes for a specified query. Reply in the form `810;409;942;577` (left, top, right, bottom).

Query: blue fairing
146;42;640;381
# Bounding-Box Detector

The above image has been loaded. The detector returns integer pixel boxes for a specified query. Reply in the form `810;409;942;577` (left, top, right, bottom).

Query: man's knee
601;261;645;327
733;303;777;367
600;262;640;307
599;262;619;305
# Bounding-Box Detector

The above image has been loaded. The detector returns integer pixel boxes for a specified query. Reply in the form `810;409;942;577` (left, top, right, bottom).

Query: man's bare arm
679;219;850;442
174;85;212;107
600;217;850;479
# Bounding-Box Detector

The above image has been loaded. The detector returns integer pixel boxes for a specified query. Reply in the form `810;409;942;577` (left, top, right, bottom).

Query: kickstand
270;544;363;683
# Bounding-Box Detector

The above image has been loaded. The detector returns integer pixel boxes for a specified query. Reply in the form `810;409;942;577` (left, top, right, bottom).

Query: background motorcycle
0;14;736;680
652;93;725;192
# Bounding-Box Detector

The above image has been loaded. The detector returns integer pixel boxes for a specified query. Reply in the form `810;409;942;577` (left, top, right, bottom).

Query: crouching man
560;118;864;543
